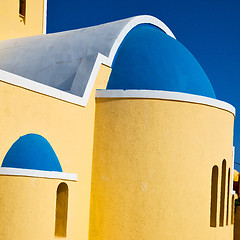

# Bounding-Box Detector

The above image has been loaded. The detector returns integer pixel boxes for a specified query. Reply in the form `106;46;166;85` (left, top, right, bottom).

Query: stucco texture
90;97;234;240
0;64;111;240
0;176;74;240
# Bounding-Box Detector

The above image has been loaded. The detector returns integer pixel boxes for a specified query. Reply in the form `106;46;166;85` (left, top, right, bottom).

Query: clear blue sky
47;0;240;170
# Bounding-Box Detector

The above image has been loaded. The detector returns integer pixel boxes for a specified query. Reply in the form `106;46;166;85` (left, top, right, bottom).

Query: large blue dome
1;134;62;172
107;24;216;99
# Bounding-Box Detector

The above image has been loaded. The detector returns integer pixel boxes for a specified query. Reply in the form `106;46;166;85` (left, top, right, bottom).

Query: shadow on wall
210;161;234;228
55;182;69;238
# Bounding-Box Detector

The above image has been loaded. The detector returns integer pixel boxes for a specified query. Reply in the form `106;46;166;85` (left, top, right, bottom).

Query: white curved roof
0;15;174;106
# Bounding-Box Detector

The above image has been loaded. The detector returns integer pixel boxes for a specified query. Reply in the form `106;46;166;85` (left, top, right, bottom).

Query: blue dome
1;134;62;172
107;24;216;99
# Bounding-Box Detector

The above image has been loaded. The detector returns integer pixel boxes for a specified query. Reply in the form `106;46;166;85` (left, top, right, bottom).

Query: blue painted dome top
107;24;216;99
1;134;62;172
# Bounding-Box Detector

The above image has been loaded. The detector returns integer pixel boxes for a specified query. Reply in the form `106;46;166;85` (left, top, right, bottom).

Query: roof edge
107;15;175;67
0;16;176;107
82;15;176;105
96;89;236;116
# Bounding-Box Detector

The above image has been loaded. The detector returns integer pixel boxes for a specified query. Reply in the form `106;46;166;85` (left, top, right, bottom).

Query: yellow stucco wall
0;64;111;240
90;98;235;240
0;175;75;240
0;0;44;40
234;170;239;182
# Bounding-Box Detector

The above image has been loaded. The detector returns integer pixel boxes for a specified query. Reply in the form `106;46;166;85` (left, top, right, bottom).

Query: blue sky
47;0;240;170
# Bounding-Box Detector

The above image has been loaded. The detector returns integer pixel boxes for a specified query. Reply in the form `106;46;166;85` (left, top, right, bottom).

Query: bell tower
0;0;47;41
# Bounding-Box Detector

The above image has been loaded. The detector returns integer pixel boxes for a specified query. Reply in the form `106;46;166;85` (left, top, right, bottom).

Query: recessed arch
210;165;218;227
219;160;227;226
226;168;231;225
55;182;69;237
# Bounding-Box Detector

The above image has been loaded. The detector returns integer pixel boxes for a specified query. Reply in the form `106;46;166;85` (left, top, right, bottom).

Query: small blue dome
107;24;216;99
1;134;62;172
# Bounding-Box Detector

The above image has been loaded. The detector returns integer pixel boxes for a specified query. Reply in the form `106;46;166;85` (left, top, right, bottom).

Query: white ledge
0;167;77;181
96;90;236;116
0;69;85;106
0;16;175;107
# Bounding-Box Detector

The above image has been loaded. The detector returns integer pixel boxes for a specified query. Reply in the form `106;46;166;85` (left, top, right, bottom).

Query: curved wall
0;64;112;240
0;175;75;240
90;95;234;240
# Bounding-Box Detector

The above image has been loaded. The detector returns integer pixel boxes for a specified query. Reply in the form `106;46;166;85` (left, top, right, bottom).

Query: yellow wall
0;175;75;240
0;0;44;40
90;98;235;240
0;64;111;240
0;61;235;240
234;170;239;182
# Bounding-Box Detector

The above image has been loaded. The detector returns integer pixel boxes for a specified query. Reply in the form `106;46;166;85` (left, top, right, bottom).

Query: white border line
107;15;175;68
95;89;236;116
0;69;84;105
43;0;47;34
0;167;77;181
0;16;175;107
81;16;175;106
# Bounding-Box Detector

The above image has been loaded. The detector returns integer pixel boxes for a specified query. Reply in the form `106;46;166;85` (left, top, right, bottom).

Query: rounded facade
90;96;234;240
0;175;73;240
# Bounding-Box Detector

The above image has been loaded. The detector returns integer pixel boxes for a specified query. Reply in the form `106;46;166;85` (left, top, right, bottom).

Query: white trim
81;53;111;106
0;167;77;181
81;16;175;106
0;69;84;105
0;16;175;107
107;15;175;68
95;89;236;116
43;0;47;34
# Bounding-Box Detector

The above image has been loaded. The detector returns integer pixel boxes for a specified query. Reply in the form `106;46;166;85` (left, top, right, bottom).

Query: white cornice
0;16;175;107
96;89;236;116
43;0;47;34
0;167;77;181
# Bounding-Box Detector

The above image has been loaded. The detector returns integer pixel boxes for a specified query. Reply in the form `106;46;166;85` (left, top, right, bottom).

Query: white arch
82;15;175;106
3;15;231;111
0;16;177;107
108;15;175;66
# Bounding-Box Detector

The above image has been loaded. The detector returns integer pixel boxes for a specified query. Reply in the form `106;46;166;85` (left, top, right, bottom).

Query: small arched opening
210;165;218;227
55;182;68;237
226;168;231;225
219;160;227;227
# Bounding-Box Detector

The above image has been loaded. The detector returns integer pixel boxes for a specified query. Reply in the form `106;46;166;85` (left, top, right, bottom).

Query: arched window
210;165;218;227
220;160;226;227
55;182;68;237
226;168;231;225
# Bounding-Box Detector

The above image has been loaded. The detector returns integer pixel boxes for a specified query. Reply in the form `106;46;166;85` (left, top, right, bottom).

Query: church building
0;1;236;239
